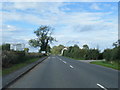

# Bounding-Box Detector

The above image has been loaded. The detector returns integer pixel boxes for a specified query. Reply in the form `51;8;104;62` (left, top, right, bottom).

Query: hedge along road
8;55;119;88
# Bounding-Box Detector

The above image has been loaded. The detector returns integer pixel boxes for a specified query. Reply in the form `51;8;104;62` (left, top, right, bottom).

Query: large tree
83;44;89;50
29;25;55;53
51;45;65;55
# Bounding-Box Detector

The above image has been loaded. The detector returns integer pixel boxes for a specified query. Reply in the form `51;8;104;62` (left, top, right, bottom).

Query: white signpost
41;51;46;54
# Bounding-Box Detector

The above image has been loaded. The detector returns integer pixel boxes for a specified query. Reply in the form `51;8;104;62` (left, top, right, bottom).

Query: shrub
1;44;10;51
2;50;46;68
103;49;112;61
2;51;18;68
14;51;25;62
26;53;44;58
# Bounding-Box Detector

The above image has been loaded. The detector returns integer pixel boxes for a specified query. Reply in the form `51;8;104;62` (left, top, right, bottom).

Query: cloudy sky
1;2;118;52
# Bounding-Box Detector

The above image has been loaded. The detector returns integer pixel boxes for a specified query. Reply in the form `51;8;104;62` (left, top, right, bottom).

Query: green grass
2;58;40;76
90;61;120;70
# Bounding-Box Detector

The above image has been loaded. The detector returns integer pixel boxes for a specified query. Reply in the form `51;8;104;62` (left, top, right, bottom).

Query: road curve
8;55;119;88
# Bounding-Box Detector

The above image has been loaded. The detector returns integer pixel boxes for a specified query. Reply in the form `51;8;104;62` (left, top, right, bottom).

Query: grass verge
2;57;40;76
90;61;120;70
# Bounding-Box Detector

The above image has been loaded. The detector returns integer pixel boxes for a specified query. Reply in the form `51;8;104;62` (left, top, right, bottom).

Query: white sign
41;51;46;54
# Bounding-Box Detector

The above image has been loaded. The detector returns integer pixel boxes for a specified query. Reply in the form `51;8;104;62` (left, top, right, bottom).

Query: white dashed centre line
97;83;107;90
70;65;74;68
63;61;67;64
56;57;61;61
57;57;74;69
59;59;62;61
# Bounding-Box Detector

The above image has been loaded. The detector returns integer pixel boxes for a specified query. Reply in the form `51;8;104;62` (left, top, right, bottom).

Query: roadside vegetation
2;58;40;76
1;44;46;76
1;44;45;68
51;45;65;55
51;40;120;70
63;44;101;60
90;61;119;70
51;44;102;60
1;25;56;76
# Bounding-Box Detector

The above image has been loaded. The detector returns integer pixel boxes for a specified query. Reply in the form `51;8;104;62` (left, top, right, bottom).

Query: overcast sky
1;2;118;52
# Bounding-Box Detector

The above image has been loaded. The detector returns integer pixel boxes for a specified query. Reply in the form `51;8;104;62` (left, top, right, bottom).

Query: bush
103;49;112;61
2;50;45;68
26;53;44;58
1;44;10;51
63;45;100;60
98;53;103;60
103;47;120;62
14;51;25;62
85;49;100;60
2;51;18;68
117;46;120;61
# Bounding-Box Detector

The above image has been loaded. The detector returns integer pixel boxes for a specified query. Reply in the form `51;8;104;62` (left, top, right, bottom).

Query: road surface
8;55;119;88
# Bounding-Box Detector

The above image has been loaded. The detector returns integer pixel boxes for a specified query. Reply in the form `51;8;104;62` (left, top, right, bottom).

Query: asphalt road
8;55;119;88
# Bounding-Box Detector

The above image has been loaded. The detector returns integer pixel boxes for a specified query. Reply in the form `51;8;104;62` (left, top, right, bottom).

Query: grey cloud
74;23;111;32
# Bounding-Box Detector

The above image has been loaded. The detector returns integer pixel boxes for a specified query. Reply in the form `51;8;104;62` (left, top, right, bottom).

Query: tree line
51;41;120;63
63;44;100;60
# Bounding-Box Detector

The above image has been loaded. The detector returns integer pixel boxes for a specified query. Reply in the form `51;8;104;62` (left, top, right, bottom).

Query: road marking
56;57;63;62
70;65;74;68
97;83;107;90
63;61;67;64
59;59;62;61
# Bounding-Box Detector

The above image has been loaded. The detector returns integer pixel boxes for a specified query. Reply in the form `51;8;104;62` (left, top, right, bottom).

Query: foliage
46;45;51;53
2;51;18;67
63;44;101;60
3;58;40;76
1;44;10;51
24;48;29;53
1;50;45;68
103;46;120;62
83;44;89;50
62;40;120;62
29;25;55;53
26;52;45;58
85;49;100;60
51;45;65;55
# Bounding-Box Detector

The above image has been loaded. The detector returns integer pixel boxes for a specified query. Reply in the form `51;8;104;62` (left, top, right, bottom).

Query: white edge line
70;65;74;68
97;83;107;90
